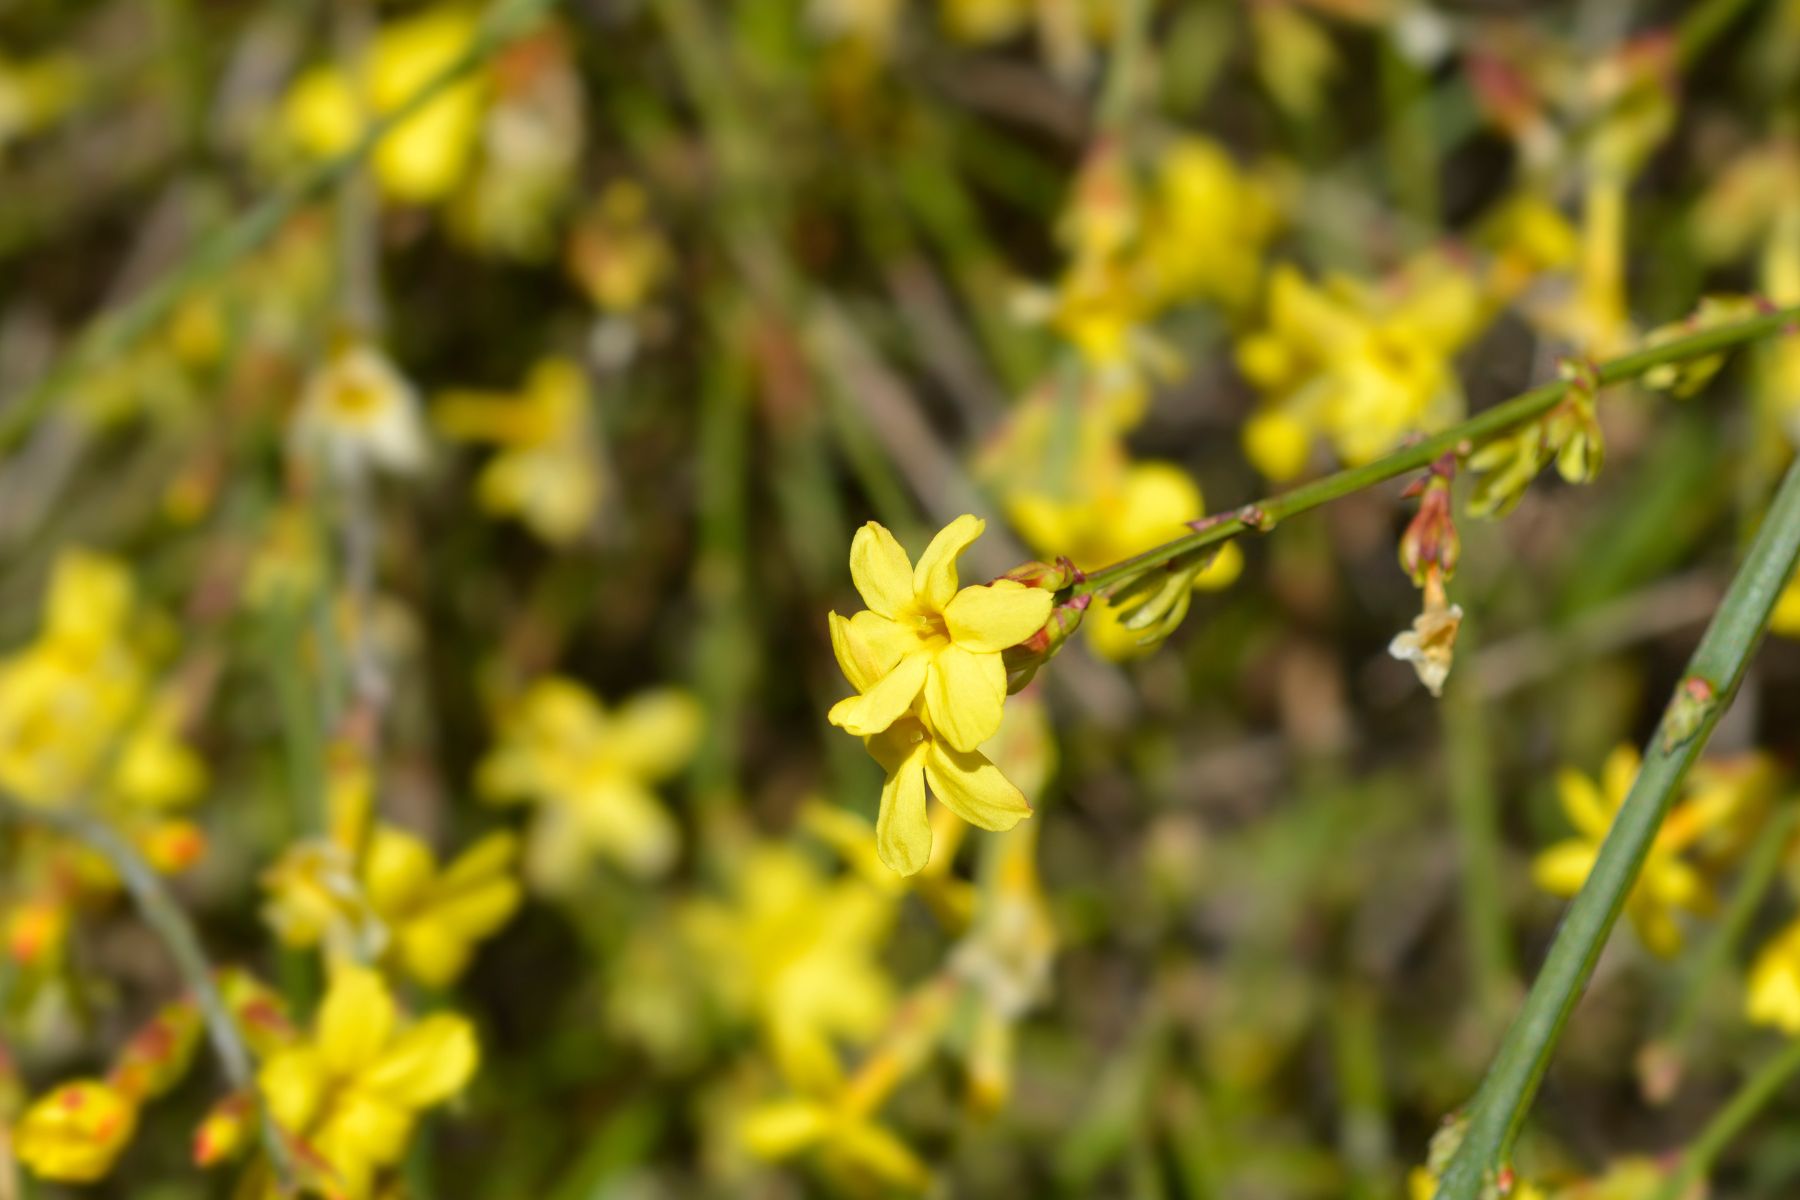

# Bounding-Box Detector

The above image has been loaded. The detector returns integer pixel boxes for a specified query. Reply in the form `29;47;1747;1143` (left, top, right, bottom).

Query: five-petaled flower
828;516;1051;754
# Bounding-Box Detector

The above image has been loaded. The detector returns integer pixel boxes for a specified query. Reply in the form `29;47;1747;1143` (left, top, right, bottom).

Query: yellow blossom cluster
282;9;582;260
0;550;207;877
826;516;1047;875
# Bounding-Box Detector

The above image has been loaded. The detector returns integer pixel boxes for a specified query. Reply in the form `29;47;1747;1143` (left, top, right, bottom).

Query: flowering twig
1069;302;1800;602
0;0;563;454
1435;452;1800;1198
0;799;295;1192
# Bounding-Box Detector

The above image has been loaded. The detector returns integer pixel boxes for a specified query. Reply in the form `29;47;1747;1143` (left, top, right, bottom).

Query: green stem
1651;1038;1800;1200
0;800;295;1191
1443;648;1518;1030
0;0;561;454
1095;0;1152;135
1070;304;1800;601
1676;0;1763;64
1436;453;1800;1198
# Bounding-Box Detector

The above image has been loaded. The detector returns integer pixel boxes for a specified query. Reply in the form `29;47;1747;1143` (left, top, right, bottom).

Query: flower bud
109;1000;202;1104
14;1080;138;1183
1001;595;1089;694
192;1090;255;1167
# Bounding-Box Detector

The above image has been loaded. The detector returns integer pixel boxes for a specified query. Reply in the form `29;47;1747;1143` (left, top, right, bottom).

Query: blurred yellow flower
1532;745;1717;956
1747;917;1800;1034
1236;258;1484;480
684;845;895;1089
1140;136;1282;315
283;7;487;204
566;180;671;315
478;677;701;886
435;357;602;545
364;825;522;988
13;1080;137;1183
827;516;1051;753
0;550;206;820
830;610;1031;875
291;341;429;479
260;963;477;1200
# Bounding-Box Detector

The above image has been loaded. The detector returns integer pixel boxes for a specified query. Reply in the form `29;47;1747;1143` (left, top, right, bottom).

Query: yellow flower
14;1080;138;1183
291;341;429;479
259;964;477;1200
683;845;895;1090
363;825;522;988
478;678;701;886
830;610;1031;875
1236;259;1485;480
0;550;207;816
566;180;671;316
435;357;602;545
283;7;487;204
1139;136;1282;315
1532;745;1717;956
827;516;1051;753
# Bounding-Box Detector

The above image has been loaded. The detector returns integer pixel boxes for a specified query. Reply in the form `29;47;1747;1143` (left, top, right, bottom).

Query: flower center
909;606;950;649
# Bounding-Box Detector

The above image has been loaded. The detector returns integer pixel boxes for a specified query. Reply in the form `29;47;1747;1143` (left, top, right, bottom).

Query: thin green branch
1070;304;1800;600
1436;452;1800;1198
0;799;295;1190
1651;1037;1800;1200
0;0;561;454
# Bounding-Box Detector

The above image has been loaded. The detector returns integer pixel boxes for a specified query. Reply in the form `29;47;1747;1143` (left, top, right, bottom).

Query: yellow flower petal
1556;767;1613;839
876;752;932;876
574;778;679;877
740;1099;832;1159
316;1092;413;1173
610;689;703;780
923;644;1006;753
830;651;929;738
923;742;1030;832
1602;745;1641;805
363;1014;478;1107
838;1117;933;1190
1531;841;1596;897
849;522;915;618
943;580;1052;653
318;964;396;1078
259;1046;330;1134
849;609;918;669
912;514;985;611
362;825;434;915
829;610;884;693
